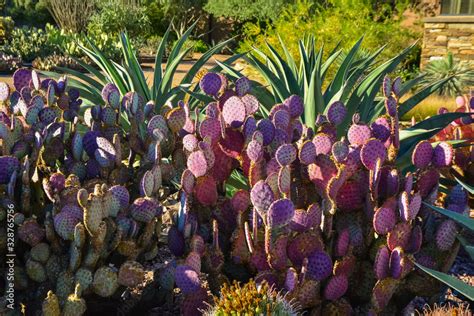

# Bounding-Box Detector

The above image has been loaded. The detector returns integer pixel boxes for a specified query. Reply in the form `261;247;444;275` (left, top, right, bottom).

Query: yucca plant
421;52;474;97
41;21;239;114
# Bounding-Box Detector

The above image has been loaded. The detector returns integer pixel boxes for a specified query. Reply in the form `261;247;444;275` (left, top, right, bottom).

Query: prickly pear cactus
167;72;467;315
0;70;178;313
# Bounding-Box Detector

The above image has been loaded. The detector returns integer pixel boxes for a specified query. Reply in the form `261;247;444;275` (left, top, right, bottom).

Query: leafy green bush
138;35;163;56
87;1;151;40
421;52;474;97
192;39;209;53
6;0;54;28
1;24;122;63
2;27;55;62
240;0;420;78
0;16;14;43
144;1;168;36
204;0;287;21
147;0;206;38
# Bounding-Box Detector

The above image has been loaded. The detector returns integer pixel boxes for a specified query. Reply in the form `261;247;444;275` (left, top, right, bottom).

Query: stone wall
421;16;474;69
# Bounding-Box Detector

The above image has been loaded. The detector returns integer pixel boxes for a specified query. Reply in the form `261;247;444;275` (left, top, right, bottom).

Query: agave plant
41;21;239;115
421;52;474;97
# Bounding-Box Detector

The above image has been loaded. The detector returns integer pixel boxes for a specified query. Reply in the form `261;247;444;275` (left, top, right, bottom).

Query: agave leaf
71;55;107;84
342;41;418;133
79;38;128;94
225;169;250;197
111;60;134;92
120;33;150;100
152;24;172;100
324;37;364;105
214;60;242;79
454;175;474;194
321;49;342;82
398;111;470;158
414;263;474;301
341;45;386;108
298;39;311;91
179;86;214;105
398;74;426;97
408;112;470;131
278;35;298;75
303;47;323;129
398;76;454;117
168;19;198;62
457;235;474;261
422;202;474;231
245;53;290;102
304;66;323;129
54;66;103;91
254;46;287;86
266;41;299;94
157;47;193;102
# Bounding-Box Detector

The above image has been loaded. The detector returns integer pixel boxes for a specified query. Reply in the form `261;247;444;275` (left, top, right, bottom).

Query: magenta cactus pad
327;101;347;125
200;72;222;96
361;139;387;170
412;141;433;169
432;141;453;168
268;198;295;229
347;123;372;146
275;144;297;166
307;250;333;281
175;265;201;294
324;275;349;301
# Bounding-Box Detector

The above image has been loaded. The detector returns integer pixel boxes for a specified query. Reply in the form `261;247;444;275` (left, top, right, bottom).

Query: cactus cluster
0;68;471;315
166;72;470;315
0;68;187;314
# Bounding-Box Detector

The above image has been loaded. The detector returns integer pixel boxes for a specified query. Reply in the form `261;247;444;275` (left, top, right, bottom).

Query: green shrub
1;24;123;63
154;0;206;37
421;52;474;97
204;0;287;21
87;1;151;40
192;39;209;53
240;0;420;78
144;1;168;36
138;35;163;56
2;27;55;62
6;0;54;28
0;16;14;43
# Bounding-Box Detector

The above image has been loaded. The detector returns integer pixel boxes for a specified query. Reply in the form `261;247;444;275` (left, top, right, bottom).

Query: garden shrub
2;27;55;62
137;35;163;56
240;0;421;79
204;0;287;21
152;0;206;37
1;24;122;63
6;0;54;28
0;16;14;43
87;0;152;40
